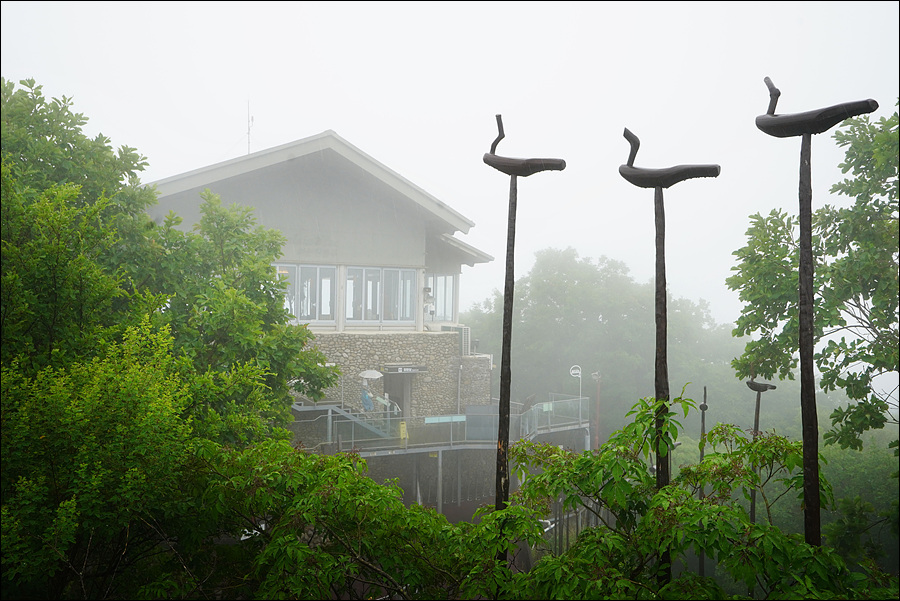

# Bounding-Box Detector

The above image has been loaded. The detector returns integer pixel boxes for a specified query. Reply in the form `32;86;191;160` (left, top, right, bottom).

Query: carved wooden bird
618;128;719;189
755;76;877;138
746;380;776;393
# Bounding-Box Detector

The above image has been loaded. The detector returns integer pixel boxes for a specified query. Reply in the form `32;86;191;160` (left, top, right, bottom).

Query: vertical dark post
699;386;707;578
754;77;876;547
496;174;517;514
798;132;821;546
483;115;566;571
654;185;671;585
750;388;762;524
654;186;671;490
618;127;719;587
592;372;602;449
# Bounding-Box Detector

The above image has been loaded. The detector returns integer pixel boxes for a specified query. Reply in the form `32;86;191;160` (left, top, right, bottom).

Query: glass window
383;269;400;321
426;274;456;322
364;269;381;321
347;268;363;321
298;266;317;320
274;264;335;322
383;269;416;321
347;267;415;323
319;267;335;320
276;265;298;317
399;269;415;321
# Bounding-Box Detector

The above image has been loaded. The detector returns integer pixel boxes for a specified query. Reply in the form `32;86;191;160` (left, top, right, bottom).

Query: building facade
148;130;495;420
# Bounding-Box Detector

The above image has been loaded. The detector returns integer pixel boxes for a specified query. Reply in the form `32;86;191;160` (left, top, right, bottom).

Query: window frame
426;273;456;322
274;263;337;323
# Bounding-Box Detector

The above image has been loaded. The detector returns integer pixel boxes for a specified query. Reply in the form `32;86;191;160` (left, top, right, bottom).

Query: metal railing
292;395;592;455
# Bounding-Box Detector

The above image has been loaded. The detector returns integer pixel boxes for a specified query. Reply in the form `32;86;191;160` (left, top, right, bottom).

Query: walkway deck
291;395;594;458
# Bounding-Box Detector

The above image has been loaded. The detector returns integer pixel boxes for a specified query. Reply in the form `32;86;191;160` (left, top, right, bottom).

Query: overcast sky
3;1;898;325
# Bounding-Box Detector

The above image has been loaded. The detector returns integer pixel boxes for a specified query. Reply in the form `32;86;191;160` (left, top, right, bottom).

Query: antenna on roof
247;100;254;155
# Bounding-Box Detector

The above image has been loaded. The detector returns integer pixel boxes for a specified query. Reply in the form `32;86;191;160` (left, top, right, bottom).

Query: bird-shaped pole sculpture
618;128;719;493
618;129;718;588
699;386;709;578
746;379;776;524
483;115;565;540
618;128;720;189
755;76;877;548
755;77;878;138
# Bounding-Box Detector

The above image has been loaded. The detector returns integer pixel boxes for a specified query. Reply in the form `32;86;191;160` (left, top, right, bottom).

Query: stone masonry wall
308;331;492;416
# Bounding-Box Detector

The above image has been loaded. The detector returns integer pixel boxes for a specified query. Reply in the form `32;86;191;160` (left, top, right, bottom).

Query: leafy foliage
727;101;898;454
0;78;150;209
1;77;340;597
506;394;893;600
1;320;196;599
167;440;477;599
141;192;339;442
1;77;159;286
1;164;123;374
3;78;897;599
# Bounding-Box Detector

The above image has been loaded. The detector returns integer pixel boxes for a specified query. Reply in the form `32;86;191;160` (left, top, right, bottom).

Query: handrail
292;396;592;456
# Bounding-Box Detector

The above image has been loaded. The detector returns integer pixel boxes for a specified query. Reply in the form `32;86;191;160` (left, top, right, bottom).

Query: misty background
2;1;898;327
2;2;898;584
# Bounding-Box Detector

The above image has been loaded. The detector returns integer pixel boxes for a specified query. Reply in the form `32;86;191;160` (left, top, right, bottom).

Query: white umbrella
359;370;383;380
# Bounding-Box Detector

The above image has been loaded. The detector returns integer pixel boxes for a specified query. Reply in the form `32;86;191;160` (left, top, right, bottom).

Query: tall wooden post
618;127;720;584
483;115;565;565
496;173;517;513
654;186;670;491
797;132;820;544
699;387;708;578
754;76;876;546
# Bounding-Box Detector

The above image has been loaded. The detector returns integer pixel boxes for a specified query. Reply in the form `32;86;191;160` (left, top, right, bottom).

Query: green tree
2;76;338;443
819;430;900;572
1;320;196;599
1;77;159;286
1;76;159;375
505;394;897;600
148;439;482;599
1;78;148;207
143;193;339;443
2;78;340;598
1;163;123;374
727;102;898;454
462;247;748;441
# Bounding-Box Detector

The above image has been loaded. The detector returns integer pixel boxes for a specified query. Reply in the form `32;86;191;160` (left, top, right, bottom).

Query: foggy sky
2;1;898;325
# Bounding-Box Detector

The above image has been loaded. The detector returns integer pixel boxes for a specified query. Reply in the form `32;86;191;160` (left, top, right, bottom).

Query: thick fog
2;2;898;328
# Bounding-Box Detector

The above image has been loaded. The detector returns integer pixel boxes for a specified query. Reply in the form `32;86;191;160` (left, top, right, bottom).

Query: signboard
399;421;408;439
424;415;466;424
383;365;428;374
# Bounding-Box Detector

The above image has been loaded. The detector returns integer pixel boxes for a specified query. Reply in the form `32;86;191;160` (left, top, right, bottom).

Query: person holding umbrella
361;386;375;412
359;370;382;412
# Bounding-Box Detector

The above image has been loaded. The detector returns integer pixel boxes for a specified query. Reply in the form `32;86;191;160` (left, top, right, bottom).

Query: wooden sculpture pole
746;379;776;524
798;130;819;541
755;76;877;546
618;127;720;584
699;387;708;578
619;127;720;490
498;170;517;512
483;115;565;564
653;185;670;489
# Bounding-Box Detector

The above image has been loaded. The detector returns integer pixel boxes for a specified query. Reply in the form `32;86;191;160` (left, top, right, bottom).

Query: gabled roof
438;233;494;267
149;130;476;235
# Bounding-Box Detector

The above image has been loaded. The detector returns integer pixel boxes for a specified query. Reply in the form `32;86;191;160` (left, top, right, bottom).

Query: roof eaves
440;233;494;266
148;130;476;235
